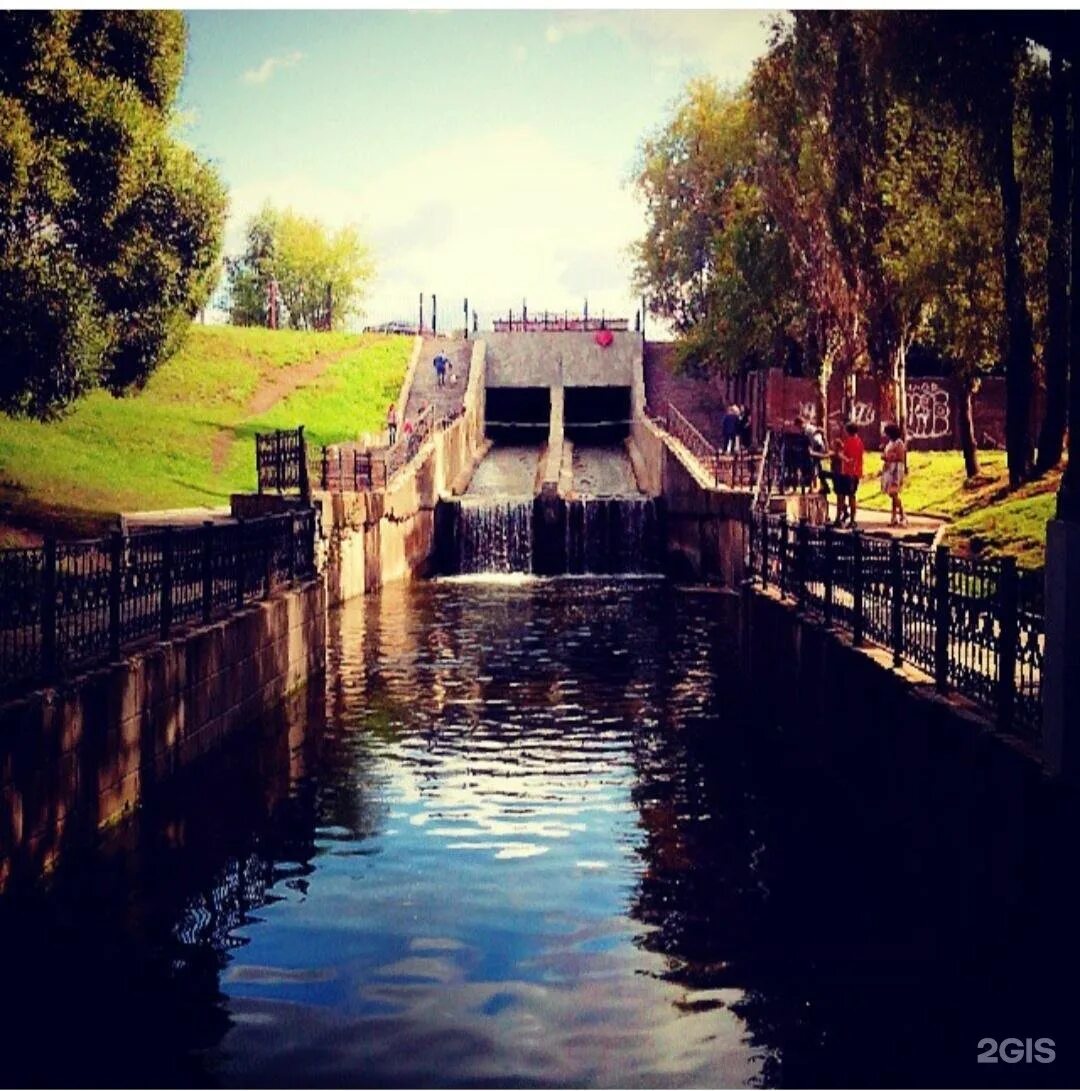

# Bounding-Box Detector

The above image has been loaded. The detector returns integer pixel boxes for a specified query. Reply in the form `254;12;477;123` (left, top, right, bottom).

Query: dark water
1;579;1078;1088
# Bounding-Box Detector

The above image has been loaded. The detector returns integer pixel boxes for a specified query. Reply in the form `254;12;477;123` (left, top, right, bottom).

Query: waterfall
453;499;534;574
437;496;662;577
565;498;661;575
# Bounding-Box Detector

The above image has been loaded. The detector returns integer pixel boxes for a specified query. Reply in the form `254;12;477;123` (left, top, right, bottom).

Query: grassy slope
0;325;411;538
856;449;1060;569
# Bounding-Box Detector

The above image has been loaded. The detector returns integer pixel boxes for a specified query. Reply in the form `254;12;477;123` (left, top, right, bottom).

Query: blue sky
180;9;776;327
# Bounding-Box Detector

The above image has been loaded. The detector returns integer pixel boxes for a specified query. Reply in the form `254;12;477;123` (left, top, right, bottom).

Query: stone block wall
0;578;325;890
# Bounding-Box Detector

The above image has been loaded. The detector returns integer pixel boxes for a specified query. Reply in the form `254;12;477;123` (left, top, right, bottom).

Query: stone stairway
404;337;472;426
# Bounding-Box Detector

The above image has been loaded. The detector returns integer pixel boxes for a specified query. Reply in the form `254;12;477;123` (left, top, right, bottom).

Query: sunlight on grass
0;325;411;526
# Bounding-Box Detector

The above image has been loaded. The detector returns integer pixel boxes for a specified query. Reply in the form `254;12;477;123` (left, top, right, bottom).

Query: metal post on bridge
201;521;214;624
852;529;865;647
890;538;903;669
997;556;1019;735
419;292;424;335
41;537;57;681
778;514;789;600
934;545;951;692
159;527;174;641
464;298;469;340
432;294;437;336
109;530;123;661
796;519;809;612
823;523;835;627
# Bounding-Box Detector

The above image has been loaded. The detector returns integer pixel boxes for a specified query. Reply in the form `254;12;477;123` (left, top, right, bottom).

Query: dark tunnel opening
485;387;550;445
565;386;631;445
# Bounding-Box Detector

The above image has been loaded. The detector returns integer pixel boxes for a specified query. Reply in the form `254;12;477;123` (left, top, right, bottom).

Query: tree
631;79;799;375
226;204;374;331
0;10;226;418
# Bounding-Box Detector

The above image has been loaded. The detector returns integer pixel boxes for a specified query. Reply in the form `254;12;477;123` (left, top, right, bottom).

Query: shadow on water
1;580;1078;1088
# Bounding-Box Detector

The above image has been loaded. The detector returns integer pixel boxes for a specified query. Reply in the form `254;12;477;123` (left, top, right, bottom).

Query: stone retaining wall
0;578;325;890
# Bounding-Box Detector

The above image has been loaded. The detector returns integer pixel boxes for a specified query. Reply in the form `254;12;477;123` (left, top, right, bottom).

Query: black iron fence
316;404;465;493
655;403;761;489
747;512;1045;742
256;427;310;502
0;511;318;698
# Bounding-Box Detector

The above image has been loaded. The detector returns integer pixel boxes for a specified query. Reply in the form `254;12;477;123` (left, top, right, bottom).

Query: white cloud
543;10;777;84
241;50;305;86
225;126;646;327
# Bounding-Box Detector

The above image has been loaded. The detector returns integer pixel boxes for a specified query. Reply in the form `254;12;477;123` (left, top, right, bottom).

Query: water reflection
0;580;1077;1088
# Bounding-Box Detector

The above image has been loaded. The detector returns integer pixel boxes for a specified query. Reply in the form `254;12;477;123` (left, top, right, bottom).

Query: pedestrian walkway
405;337;472;426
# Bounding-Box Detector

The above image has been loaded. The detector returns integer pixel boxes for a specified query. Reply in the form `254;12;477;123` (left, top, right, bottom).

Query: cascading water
451;499;534;574
565;497;661;575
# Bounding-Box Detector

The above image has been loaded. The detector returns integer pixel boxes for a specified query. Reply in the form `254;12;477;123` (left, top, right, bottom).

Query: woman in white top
880;422;907;527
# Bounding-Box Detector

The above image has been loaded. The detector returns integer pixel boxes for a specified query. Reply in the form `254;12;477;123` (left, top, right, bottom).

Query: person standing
433;351;447;387
721;404;740;454
881;422;908;527
387;402;398;446
841;422;865;526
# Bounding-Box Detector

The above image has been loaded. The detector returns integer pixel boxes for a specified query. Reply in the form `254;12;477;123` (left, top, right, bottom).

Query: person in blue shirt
433;352;447;387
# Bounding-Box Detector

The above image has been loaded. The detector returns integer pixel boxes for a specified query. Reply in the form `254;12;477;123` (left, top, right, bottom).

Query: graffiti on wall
906;380;952;440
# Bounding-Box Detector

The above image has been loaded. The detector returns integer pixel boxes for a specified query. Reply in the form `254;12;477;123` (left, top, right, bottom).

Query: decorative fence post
320;446;330;491
288;512;298;584
201;521;214;624
234;518;246;610
298;425;310;505
275;431;284;494
934;545;950;692
109;530;123;661
761;514;770;588
262;519;273;600
778;515;789;599
890;538;904;669
159;527;174;640
852;529;865;647
823;523;835;627
998;556;1019;734
41;537;57;681
797;519;809;612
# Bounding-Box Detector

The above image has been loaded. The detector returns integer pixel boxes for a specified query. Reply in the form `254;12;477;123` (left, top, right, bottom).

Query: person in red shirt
841;422;866;527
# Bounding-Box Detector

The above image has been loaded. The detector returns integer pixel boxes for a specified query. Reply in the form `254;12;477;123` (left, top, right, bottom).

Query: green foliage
0;10;226;418
631;79;799;373
227;203;374;331
0;325;412;521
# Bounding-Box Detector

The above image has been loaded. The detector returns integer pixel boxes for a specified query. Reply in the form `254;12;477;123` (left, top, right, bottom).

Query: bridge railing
746;511;1045;742
658;403;761;489
0;511;318;699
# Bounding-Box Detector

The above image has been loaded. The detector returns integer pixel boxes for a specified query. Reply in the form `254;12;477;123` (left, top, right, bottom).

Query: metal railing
316;404;465;494
747;512;1045;743
256;426;310;502
0;511;318;698
656;403;761;489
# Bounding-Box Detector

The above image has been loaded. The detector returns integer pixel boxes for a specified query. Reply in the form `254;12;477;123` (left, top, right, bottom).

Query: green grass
856;449;1060;569
0;324;411;535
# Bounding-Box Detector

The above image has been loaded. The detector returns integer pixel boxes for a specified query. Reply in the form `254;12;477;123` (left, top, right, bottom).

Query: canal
1;579;1076;1087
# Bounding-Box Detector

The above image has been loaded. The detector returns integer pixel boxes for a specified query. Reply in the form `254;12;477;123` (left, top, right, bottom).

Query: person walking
721;404;740;454
841;421;865;526
881;422;908;526
387;402;398;446
433;351;447;387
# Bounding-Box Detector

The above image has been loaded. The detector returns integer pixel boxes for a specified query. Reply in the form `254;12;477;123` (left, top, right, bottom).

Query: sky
179;8;778;329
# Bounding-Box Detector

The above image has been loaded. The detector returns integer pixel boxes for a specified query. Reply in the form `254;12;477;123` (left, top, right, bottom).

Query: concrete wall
0;579;326;890
319;339;488;604
631;417;751;585
485;331;642;392
738;584;1049;905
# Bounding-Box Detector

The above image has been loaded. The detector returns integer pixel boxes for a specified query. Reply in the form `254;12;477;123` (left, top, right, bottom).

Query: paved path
404;337;472;426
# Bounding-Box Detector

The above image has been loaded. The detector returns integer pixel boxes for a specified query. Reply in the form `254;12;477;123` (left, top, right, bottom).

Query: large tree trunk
1060;49;1080;520
1036;48;1071;475
997;77;1036;489
959;376;981;479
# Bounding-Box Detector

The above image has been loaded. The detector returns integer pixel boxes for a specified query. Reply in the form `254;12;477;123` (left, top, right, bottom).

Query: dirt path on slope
210;346;355;474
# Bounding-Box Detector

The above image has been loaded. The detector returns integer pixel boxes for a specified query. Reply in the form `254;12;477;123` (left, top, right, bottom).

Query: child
827;438;850;526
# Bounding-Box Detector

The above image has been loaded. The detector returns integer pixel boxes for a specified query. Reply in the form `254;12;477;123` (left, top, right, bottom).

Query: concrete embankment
0;578;325;890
